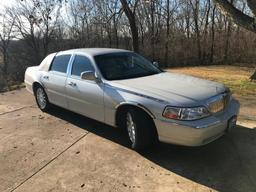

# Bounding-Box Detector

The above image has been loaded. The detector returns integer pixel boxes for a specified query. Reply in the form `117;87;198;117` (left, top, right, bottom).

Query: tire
34;85;51;112
125;108;157;150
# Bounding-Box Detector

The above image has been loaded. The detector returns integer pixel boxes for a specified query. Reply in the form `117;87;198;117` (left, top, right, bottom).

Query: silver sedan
24;48;240;150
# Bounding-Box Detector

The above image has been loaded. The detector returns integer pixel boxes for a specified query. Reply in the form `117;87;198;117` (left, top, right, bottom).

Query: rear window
39;53;56;71
50;54;71;73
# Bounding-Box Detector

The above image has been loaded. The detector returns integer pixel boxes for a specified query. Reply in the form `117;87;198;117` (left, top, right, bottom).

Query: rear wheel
125;108;157;150
34;85;51;112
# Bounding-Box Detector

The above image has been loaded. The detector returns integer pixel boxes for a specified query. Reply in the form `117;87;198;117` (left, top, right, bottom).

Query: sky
0;0;15;10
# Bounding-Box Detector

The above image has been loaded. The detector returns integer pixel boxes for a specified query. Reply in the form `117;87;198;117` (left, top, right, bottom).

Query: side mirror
81;71;101;83
153;61;159;68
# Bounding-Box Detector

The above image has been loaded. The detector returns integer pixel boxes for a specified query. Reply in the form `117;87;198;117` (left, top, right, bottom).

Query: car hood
109;72;227;106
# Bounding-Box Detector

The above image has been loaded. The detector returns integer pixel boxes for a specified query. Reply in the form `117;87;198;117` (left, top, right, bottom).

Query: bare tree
214;0;256;33
68;0;93;47
214;0;256;79
10;0;62;63
1;0;256;91
165;0;171;66
120;0;140;52
0;10;15;77
210;5;216;63
108;0;122;48
189;0;202;63
163;0;178;66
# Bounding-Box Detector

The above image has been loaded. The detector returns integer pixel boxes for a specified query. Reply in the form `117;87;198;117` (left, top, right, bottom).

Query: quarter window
50;54;71;73
71;55;95;77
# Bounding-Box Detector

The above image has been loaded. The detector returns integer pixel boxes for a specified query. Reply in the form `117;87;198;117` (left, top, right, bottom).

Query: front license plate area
227;116;237;132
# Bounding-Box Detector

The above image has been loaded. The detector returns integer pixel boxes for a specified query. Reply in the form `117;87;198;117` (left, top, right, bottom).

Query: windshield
94;52;162;80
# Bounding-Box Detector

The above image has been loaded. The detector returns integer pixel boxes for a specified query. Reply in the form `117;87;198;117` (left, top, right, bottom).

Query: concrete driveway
0;89;256;192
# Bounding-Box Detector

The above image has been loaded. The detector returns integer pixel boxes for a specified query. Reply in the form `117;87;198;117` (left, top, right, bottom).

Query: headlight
162;106;210;120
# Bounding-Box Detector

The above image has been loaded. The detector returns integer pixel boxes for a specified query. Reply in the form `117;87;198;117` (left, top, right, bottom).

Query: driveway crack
0;105;35;116
9;132;90;192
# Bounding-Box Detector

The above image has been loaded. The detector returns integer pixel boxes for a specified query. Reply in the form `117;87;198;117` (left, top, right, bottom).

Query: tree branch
214;0;256;33
247;0;256;17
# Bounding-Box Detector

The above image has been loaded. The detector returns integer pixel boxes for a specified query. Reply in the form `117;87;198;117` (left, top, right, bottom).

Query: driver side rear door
42;54;71;108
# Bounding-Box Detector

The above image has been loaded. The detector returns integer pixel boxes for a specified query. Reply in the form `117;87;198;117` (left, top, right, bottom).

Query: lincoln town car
24;48;240;150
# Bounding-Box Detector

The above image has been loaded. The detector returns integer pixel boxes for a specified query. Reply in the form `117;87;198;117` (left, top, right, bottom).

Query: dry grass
169;65;256;97
0;83;25;93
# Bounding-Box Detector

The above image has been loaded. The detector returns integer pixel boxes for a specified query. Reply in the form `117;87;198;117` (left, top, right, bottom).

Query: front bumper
154;99;240;146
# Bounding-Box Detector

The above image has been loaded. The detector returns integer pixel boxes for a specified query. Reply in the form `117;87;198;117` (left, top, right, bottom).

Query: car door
42;54;71;108
66;54;104;122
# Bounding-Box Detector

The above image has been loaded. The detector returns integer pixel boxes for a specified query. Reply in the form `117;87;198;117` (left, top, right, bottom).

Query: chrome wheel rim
126;112;136;144
36;88;46;109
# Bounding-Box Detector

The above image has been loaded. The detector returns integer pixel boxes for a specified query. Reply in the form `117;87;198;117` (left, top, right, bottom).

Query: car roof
58;48;132;57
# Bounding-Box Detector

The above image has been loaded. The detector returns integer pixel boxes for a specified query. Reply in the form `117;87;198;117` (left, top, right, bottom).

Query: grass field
169;65;256;97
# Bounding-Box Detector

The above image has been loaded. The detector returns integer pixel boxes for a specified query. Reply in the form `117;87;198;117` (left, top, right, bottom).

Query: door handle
68;82;76;87
43;76;49;80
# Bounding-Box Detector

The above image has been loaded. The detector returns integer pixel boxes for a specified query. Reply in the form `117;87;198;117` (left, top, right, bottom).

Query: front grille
208;93;230;113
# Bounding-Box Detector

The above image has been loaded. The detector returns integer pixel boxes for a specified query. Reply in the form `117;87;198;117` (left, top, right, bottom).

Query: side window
50;54;71;73
71;55;95;77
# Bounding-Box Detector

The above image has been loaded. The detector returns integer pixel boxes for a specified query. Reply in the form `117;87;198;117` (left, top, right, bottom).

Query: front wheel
35;85;51;112
125;108;157;150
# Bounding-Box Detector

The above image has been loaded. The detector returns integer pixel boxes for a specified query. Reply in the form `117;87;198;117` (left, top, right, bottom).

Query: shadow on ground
48;106;256;192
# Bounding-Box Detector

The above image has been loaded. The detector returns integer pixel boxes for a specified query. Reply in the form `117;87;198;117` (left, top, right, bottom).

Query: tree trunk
214;0;256;33
250;69;256;80
224;18;232;63
224;0;233;63
139;20;145;47
194;1;202;63
164;0;170;67
130;20;139;52
185;4;190;39
2;46;8;75
150;0;155;60
113;18;119;48
210;6;216;63
120;0;139;52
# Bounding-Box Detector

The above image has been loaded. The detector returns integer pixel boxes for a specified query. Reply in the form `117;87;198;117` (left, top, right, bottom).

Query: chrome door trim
115;101;156;119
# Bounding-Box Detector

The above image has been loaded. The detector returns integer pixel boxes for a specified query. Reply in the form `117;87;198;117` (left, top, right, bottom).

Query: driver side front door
65;55;104;122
